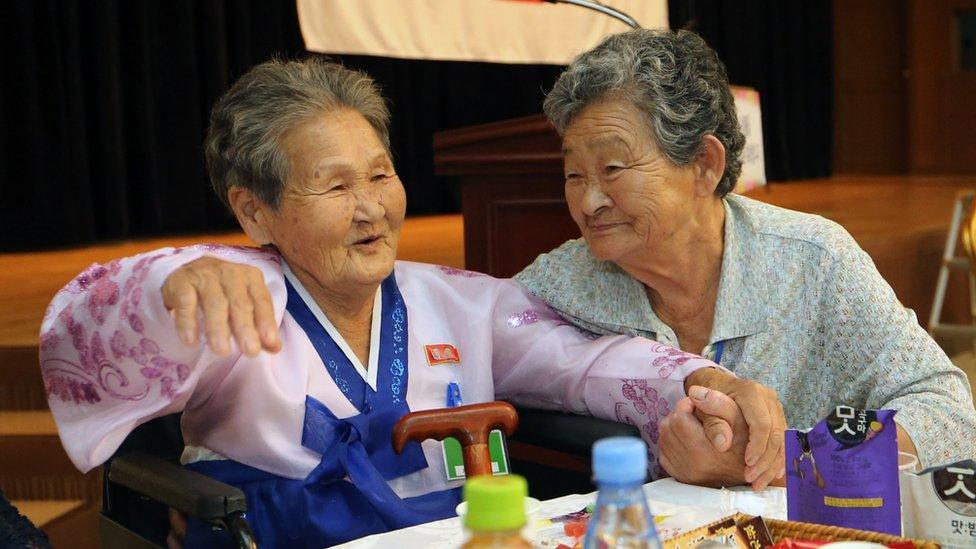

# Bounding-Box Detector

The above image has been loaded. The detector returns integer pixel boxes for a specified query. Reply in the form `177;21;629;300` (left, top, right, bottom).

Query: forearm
867;335;975;466
40;248;213;470
40;244;284;472
886;396;975;467
896;423;918;458
492;281;719;407
822;243;976;465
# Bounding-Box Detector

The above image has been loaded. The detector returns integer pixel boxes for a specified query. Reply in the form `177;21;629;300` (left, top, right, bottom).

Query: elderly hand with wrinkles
662;377;786;491
162;256;281;357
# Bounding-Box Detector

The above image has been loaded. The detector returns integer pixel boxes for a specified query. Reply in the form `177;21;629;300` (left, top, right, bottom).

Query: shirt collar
536;195;767;344
709;195;768;342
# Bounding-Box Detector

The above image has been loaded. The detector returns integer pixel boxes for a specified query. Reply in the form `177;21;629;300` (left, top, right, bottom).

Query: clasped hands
661;367;786;491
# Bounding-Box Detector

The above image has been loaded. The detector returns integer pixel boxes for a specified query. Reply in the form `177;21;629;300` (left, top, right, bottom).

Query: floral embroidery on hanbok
40;247;226;405
506;310;540;328
436;265;483;278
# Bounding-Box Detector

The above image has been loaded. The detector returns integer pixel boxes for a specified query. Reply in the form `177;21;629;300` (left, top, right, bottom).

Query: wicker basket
663;513;941;548
759;515;940;548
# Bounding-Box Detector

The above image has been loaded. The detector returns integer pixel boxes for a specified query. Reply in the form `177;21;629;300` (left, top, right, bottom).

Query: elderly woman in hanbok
40;58;778;548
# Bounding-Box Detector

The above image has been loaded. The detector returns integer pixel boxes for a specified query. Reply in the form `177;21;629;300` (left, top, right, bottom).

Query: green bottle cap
463;475;528;532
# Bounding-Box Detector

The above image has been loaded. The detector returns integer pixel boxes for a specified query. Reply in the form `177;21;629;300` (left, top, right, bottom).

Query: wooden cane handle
391;401;519;477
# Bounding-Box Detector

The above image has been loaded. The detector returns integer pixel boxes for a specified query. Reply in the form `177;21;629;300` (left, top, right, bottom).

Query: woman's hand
659;393;747;487
166;508;187;549
684;368;786;490
162;257;281;357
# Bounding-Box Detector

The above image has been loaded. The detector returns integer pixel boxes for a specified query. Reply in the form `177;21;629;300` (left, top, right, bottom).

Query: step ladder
929;190;976;342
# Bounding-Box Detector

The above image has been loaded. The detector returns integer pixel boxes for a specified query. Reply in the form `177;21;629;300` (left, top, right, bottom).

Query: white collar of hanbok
281;261;381;391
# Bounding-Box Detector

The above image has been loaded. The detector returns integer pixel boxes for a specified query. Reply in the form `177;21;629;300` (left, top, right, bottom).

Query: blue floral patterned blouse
515;193;976;467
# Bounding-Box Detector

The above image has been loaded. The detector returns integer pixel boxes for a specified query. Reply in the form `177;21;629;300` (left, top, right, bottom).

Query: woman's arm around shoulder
489;278;721;475
40;244;285;472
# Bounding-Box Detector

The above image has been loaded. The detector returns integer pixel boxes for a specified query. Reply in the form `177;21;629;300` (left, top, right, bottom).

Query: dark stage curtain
0;1;562;251
1;1;831;251
669;0;833;182
333;56;563;217
0;0;305;251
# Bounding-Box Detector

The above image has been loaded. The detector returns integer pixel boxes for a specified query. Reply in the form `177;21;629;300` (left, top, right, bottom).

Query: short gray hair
544;29;745;197
204;57;391;209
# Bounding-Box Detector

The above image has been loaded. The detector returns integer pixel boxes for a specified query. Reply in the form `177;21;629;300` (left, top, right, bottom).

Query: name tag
425;343;461;366
442;430;510;480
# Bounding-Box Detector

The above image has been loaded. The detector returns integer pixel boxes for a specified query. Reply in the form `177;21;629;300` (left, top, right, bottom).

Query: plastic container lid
463;475;528;532
592;436;648;484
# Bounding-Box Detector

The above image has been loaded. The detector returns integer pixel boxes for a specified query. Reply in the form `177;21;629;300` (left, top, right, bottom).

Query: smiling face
261;108;406;291
561;98;700;265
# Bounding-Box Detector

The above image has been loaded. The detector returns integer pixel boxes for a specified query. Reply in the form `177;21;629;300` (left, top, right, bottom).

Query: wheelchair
100;407;638;548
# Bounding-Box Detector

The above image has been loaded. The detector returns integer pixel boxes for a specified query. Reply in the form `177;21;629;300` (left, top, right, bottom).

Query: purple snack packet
786;406;900;535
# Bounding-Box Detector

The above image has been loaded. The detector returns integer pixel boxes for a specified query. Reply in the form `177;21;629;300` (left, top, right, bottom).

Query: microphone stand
544;0;641;29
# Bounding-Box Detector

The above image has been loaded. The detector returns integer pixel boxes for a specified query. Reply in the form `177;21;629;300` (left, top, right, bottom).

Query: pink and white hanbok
40;244;714;547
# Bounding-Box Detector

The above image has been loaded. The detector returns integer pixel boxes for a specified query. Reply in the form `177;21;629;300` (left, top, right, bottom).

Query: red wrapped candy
563;520;588;538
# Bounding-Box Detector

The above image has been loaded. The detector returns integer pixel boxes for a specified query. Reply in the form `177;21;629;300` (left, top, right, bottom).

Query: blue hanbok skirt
183;460;461;548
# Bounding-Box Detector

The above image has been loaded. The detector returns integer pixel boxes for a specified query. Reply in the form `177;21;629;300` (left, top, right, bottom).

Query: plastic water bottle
583;437;661;549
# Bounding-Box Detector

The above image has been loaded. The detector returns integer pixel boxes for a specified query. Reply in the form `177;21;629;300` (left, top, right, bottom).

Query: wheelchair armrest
508;407;641;457
108;453;246;520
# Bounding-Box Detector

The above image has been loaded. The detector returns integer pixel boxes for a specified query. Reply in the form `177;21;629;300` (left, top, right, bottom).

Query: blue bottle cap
592;437;648;484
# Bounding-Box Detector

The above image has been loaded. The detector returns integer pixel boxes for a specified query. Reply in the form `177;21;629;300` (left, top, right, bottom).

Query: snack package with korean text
786;406;900;535
901;458;976;548
663;515;774;549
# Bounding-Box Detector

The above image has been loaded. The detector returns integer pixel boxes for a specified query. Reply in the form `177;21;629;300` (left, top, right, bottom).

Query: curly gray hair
543;29;745;197
204;57;391;209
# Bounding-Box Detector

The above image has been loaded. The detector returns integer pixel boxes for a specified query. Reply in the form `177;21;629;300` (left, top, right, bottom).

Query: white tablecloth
336;479;787;548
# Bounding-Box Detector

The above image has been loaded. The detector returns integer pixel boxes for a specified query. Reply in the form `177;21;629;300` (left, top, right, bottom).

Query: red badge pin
424;344;461;366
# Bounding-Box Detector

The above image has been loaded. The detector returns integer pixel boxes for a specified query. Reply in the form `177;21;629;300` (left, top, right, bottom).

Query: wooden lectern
433;114;578;278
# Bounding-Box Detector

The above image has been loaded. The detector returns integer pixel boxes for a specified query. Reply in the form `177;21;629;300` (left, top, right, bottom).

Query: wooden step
11;499;100;549
0;411;102;502
0;345;46;410
2;411;102;546
0;410;57;435
11;499;83;528
44;501;100;549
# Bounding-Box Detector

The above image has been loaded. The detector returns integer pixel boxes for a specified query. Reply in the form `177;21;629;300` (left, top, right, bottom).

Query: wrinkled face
561;98;698;264
267;108;406;290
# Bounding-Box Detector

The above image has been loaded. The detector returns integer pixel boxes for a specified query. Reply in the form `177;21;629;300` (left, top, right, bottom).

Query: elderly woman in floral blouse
515;28;976;488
